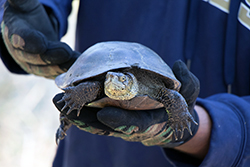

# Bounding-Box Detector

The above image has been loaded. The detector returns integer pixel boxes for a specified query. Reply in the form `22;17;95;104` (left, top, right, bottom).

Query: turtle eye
120;76;126;82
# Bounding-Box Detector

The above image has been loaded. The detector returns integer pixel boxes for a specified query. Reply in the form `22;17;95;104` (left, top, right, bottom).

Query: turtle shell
55;41;181;110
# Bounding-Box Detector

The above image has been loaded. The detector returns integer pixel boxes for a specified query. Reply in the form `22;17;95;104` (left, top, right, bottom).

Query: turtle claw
60;101;70;113
180;124;184;139
65;103;77;115
66;107;74;115
55;127;67;145
187;122;193;136
77;109;81;117
57;98;65;104
174;127;178;141
172;123;184;141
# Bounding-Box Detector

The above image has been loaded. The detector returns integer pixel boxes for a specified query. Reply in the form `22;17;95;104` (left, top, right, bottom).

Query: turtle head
104;71;138;100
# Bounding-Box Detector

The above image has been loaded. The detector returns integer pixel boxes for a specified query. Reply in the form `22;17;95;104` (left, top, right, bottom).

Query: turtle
55;41;197;143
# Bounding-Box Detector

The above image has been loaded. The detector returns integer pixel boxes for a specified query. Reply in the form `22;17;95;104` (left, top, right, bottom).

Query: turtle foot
57;87;84;116
55;115;72;144
158;88;198;140
56;126;67;145
168;111;198;141
58;82;102;117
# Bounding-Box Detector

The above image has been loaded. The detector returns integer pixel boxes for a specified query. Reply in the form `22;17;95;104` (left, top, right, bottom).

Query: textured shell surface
55;41;180;90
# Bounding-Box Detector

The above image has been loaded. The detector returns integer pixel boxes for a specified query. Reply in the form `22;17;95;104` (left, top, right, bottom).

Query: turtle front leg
157;88;198;140
56;113;72;144
57;81;102;116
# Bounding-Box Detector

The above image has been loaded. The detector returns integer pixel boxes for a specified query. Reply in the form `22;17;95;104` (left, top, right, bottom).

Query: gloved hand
1;0;79;79
53;60;200;147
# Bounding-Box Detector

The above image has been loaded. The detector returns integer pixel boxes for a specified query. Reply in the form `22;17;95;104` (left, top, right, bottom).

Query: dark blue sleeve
164;94;250;166
39;0;73;38
0;0;4;20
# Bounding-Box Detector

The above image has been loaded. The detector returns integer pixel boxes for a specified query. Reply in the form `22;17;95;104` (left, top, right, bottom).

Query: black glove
1;0;79;78
53;60;200;147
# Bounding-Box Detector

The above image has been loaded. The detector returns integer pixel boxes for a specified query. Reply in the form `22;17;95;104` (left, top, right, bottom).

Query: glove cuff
161;109;199;148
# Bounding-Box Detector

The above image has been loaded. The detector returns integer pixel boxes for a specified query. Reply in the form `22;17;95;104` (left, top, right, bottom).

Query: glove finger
7;0;40;12
2;25;47;65
97;107;168;133
40;42;80;65
172;60;200;105
2;52;74;79
2;46;77;79
2;21;48;54
29;50;78;78
2;21;78;65
25;64;66;79
58;51;79;70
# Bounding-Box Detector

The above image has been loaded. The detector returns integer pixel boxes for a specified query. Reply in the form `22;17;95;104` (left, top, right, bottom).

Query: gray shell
55;41;180;91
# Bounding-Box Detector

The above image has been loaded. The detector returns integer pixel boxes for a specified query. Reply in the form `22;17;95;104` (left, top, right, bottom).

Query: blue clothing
1;0;250;166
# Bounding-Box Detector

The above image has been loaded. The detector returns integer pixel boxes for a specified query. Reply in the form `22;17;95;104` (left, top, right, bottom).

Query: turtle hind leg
57;81;102;116
157;88;198;140
56;114;72;144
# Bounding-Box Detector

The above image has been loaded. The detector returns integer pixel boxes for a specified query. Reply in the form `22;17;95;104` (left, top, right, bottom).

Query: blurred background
0;1;79;166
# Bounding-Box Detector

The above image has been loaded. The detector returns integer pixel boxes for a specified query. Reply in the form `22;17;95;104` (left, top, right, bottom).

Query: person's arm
1;0;79;78
174;105;211;159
